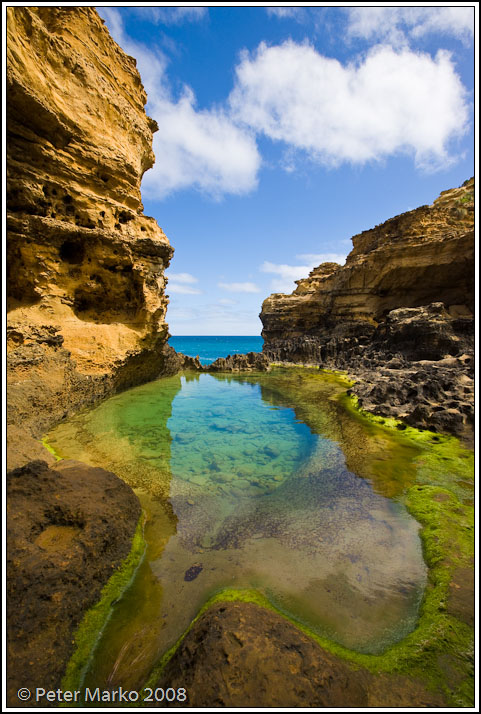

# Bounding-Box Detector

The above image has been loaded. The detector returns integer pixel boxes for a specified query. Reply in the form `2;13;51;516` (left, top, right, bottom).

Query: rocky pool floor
46;368;474;705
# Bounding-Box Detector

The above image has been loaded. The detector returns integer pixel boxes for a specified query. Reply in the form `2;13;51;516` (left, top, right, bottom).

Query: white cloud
219;298;237;306
134;7;208;25
346;7;474;46
261;261;313;293
167;272;201;294
168;272;198;284
168;284;202;295
218;282;260;293
266;7;305;21
167;303;262;336
296;253;346;265
229;41;470;171
99;8;260;199
261;254;348;293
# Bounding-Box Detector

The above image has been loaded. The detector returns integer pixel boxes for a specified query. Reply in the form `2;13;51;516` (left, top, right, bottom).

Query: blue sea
168;335;263;365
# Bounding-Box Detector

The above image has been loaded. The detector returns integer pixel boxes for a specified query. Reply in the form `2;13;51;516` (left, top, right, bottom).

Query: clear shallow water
168;335;263;364
47;369;427;692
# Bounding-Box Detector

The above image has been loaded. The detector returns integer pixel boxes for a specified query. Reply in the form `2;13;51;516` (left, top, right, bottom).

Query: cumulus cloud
218;282;261;293
229;41;470;171
346;7;474;46
167;272;202;294
261;253;348;293
99;8;260;199
261;261;314;293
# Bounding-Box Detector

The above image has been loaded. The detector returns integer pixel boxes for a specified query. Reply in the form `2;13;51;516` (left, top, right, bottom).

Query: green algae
145;478;474;705
41;436;62;460
46;366;474;706
141;368;474;706
61;518;146;696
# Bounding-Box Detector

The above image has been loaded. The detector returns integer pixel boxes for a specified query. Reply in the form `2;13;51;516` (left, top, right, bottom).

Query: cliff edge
6;7;175;702
7;7;179;469
260;179;474;441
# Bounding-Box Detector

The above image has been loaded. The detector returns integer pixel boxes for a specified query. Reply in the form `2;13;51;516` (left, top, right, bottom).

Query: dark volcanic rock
260;179;474;440
150;601;444;708
264;303;473;443
6;459;141;706
206;351;270;372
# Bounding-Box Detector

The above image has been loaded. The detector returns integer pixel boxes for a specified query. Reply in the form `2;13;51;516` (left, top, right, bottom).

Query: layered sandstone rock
7;7;179;468
260;179;474;439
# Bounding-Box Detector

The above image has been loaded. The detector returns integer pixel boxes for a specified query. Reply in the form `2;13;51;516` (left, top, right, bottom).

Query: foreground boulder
6;460;141;706
151;601;444;708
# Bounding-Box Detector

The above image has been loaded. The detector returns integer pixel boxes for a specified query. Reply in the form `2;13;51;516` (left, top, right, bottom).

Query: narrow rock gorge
261;178;474;441
6;6;474;709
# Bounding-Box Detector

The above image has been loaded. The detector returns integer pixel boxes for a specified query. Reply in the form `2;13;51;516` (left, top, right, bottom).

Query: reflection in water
47;369;427;691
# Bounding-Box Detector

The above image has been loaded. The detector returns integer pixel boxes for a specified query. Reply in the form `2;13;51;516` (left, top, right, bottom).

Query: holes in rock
115;223;121;230
99;211;105;217
118;211;133;224
62;194;73;204
140;227;146;232
59;240;85;265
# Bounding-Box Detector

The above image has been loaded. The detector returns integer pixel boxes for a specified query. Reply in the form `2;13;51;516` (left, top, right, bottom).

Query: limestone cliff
7;7;179;468
260;179;474;439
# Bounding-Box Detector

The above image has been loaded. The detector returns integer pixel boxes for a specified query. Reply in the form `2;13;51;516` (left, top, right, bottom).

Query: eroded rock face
206;351;270;372
7;7;177;468
151;602;444;708
6;460;141;706
261;179;474;439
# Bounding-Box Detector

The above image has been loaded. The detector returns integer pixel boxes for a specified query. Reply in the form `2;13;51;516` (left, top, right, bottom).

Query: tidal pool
47;369;428;692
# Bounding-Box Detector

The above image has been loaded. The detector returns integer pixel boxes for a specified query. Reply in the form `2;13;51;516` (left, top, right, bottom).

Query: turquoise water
168;335;263;364
47;370;427;691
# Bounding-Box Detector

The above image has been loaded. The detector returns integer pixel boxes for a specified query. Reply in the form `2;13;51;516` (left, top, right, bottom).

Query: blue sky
98;5;475;336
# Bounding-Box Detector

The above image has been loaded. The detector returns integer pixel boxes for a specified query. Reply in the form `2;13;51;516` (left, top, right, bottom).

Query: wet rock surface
151;601;445;708
206;351;270;372
264;302;474;443
6;459;141;706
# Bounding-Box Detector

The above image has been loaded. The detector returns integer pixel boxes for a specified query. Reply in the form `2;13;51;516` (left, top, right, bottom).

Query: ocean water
46;368;428;692
168;335;263;365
